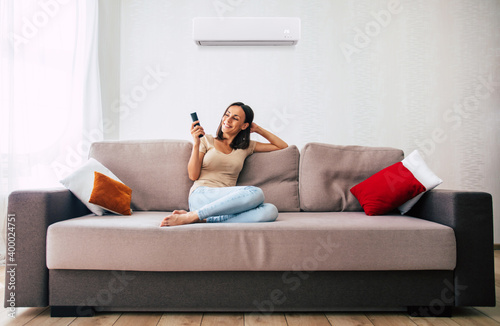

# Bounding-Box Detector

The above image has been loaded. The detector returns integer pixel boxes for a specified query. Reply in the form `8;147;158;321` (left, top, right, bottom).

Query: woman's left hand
250;122;260;133
251;122;288;152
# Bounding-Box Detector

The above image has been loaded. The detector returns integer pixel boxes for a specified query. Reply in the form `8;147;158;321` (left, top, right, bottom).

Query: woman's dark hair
216;102;254;149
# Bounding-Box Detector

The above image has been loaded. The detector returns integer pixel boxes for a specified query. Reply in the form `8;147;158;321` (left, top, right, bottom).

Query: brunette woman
160;102;287;227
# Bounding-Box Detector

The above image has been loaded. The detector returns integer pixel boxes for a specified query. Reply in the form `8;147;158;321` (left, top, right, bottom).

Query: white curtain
0;0;102;264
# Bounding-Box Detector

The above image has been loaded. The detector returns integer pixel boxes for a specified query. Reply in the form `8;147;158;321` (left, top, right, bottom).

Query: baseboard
494;244;500;250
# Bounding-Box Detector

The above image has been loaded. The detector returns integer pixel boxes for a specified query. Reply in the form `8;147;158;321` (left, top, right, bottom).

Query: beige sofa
4;140;495;317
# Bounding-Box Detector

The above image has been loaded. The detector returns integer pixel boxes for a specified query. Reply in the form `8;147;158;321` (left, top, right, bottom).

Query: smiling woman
216;103;254;151
0;0;102;264
160;102;288;227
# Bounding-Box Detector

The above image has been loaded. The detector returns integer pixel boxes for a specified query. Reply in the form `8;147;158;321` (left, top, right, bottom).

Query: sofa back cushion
89;140;300;212
237;145;300;212
299;143;404;212
89;140;193;211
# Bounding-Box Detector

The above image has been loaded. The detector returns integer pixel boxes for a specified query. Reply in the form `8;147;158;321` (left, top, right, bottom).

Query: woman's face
221;106;248;135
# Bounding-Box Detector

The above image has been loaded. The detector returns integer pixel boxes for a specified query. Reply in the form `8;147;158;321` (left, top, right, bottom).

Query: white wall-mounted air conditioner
193;17;300;46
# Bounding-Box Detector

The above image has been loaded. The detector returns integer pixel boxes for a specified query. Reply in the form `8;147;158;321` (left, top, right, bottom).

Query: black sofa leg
51;306;95;317
407;305;453;317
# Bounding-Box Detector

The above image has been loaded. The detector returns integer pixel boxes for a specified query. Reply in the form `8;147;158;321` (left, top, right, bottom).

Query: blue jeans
189;186;278;223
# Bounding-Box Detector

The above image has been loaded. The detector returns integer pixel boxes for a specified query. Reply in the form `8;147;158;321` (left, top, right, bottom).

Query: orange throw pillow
89;171;132;215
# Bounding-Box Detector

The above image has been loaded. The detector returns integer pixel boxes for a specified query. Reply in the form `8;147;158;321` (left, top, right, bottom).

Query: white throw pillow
60;158;124;216
398;150;443;214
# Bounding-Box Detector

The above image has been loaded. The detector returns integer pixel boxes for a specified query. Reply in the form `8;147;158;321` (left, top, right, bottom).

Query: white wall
104;0;500;241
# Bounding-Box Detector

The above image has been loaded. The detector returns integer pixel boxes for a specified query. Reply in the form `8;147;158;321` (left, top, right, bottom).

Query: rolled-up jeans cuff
196;210;206;220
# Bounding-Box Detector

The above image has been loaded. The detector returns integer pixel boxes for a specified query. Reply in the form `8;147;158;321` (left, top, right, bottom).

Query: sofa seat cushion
46;212;456;272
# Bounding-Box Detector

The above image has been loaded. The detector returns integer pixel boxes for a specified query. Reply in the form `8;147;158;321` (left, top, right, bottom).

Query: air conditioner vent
193;17;300;46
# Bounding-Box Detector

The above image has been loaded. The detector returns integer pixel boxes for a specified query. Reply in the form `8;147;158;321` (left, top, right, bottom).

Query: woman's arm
188;121;205;181
251;123;288;152
188;145;205;181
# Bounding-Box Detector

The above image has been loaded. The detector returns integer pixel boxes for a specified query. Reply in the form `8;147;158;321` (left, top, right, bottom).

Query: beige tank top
190;135;256;194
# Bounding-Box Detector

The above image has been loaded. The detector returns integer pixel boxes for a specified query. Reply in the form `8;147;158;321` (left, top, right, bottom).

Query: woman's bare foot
160;210;201;227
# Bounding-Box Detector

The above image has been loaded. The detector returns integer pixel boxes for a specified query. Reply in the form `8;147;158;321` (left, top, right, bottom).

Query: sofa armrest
408;189;495;307
4;188;90;308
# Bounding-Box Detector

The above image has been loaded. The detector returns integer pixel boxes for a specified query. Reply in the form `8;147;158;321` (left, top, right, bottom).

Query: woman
160;102;288;227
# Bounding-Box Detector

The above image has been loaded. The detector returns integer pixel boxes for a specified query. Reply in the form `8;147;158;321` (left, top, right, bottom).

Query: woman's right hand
188;121;205;181
191;121;205;144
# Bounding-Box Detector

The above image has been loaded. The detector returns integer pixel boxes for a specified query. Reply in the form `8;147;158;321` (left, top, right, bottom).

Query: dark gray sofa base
4;179;496;317
49;269;454;316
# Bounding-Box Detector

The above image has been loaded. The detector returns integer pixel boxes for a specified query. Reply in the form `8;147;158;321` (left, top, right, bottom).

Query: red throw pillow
350;162;426;216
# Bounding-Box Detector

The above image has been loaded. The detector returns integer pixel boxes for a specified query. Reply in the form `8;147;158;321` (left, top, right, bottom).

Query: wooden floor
1;252;499;326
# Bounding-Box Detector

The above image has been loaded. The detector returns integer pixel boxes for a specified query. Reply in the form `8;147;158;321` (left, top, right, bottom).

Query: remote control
190;112;203;137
